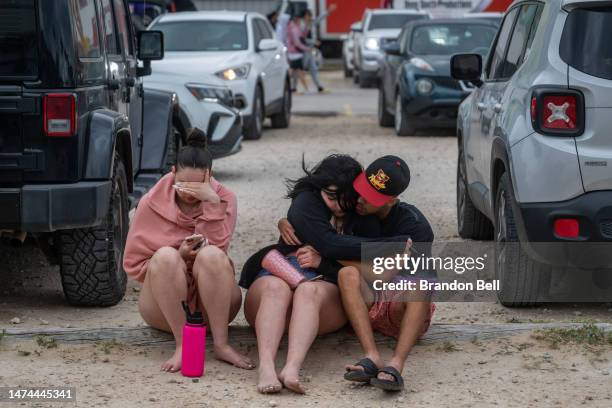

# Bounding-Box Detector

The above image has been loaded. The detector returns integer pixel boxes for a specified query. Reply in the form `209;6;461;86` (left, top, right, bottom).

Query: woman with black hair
241;154;410;394
124;128;254;373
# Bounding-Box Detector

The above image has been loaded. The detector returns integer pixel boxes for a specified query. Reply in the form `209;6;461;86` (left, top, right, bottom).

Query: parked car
144;72;243;159
452;0;612;305
149;11;292;140
0;0;177;306
353;9;430;88
378;19;498;136
341;21;362;78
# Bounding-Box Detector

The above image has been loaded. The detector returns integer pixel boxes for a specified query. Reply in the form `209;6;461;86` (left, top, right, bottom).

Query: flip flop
370;366;405;392
344;358;379;383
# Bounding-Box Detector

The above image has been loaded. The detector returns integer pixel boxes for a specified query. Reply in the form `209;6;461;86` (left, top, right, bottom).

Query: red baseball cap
353;156;410;207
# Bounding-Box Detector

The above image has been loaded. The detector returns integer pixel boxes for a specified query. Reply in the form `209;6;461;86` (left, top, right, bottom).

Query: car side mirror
351;22;363;33
137;31;164;77
451;53;483;87
257;38;278;52
383;42;401;56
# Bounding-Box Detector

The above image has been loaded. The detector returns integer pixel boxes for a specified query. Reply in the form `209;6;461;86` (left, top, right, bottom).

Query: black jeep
0;0;179;306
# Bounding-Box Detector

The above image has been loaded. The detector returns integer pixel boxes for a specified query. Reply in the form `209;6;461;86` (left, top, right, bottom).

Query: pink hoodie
122;173;237;284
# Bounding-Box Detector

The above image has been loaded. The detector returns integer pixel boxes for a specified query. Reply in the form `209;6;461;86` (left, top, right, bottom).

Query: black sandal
370;366;405;392
344;358;379;383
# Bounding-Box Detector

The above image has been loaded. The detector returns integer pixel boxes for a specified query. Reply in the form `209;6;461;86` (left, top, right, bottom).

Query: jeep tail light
44;93;76;137
530;89;584;136
554;218;579;239
542;95;577;129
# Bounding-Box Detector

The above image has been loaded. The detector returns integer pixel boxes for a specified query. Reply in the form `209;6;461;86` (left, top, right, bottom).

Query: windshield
410;24;497;56
368;14;427;30
0;0;38;78
153;20;248;51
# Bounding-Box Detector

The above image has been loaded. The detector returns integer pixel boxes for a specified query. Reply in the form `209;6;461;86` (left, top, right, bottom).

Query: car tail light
44;93;76;137
530;88;584;136
554;218;579;239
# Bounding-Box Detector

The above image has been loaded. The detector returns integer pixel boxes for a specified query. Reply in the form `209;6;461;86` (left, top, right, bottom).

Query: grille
600;220;612;239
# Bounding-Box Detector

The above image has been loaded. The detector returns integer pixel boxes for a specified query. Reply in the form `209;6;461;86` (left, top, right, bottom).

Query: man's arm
287;191;410;260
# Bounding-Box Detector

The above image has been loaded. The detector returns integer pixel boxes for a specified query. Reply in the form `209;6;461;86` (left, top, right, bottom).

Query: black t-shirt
351;202;434;243
281;190;411;260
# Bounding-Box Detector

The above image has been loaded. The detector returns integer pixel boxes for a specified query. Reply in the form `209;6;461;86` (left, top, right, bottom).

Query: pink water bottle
181;301;206;377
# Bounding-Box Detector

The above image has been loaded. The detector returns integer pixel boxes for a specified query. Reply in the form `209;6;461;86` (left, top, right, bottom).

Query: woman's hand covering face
174;171;220;204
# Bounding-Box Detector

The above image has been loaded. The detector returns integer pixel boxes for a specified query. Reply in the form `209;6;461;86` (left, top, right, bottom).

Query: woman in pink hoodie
123;128;254;372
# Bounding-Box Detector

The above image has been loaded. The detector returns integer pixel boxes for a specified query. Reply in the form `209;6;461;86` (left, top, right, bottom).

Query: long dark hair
286;154;363;212
177;128;212;171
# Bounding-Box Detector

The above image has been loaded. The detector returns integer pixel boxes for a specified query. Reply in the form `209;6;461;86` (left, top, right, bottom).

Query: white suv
149;11;291;140
353;9;430;88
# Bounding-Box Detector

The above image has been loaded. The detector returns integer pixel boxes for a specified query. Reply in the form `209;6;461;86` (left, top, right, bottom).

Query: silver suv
452;0;612;305
353;9;429;88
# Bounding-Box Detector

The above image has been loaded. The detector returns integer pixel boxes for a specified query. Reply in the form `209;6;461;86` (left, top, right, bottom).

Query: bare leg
377;300;431;382
192;245;254;370
138;247;187;372
245;276;293;394
297;69;309;92
279;281;347;394
337;266;383;374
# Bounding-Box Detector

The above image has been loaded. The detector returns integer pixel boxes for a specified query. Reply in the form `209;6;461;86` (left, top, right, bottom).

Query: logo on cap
368;169;390;190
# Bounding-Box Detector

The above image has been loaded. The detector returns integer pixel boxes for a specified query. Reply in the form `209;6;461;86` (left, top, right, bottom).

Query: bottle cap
182;301;205;325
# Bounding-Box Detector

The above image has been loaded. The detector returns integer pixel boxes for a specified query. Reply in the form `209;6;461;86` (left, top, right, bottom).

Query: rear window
560;7;612;80
153;20;248;51
0;0;38;78
368;14;427;30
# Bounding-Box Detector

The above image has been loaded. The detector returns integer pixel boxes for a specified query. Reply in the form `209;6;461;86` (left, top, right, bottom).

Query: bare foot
279;367;305;395
257;364;282;394
213;344;255;370
161;347;181;373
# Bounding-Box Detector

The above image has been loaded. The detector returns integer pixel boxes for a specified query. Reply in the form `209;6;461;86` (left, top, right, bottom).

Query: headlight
185;83;233;106
416;79;434;95
215;64;251;81
410;57;434;72
364;37;380;51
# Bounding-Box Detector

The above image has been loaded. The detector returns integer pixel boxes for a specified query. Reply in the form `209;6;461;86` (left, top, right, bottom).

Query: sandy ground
1;71;611;407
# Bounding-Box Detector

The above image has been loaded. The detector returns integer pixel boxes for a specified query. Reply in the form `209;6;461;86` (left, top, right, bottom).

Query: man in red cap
276;155;434;391
341;156;435;392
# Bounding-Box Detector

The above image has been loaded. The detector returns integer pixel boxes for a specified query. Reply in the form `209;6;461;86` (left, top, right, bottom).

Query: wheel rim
112;182;125;274
394;95;402;133
457;153;467;229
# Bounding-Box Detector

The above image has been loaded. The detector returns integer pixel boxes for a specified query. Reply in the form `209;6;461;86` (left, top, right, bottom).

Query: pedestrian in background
287;11;310;93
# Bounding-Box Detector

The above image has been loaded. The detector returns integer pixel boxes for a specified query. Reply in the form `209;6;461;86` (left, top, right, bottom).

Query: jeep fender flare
84;109;133;192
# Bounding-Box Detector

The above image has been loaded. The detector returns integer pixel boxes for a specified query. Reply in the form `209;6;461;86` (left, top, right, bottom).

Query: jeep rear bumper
514;190;612;269
0;181;111;232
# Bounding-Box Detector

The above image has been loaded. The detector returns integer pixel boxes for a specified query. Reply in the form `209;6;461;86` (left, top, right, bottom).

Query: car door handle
493;103;502;113
476;102;486;111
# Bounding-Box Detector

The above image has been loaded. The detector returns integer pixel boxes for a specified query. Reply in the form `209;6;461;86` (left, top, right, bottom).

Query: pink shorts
368;291;436;339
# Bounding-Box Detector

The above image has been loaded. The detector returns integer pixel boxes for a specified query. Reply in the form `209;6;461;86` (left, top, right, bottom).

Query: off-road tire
56;152;129;306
